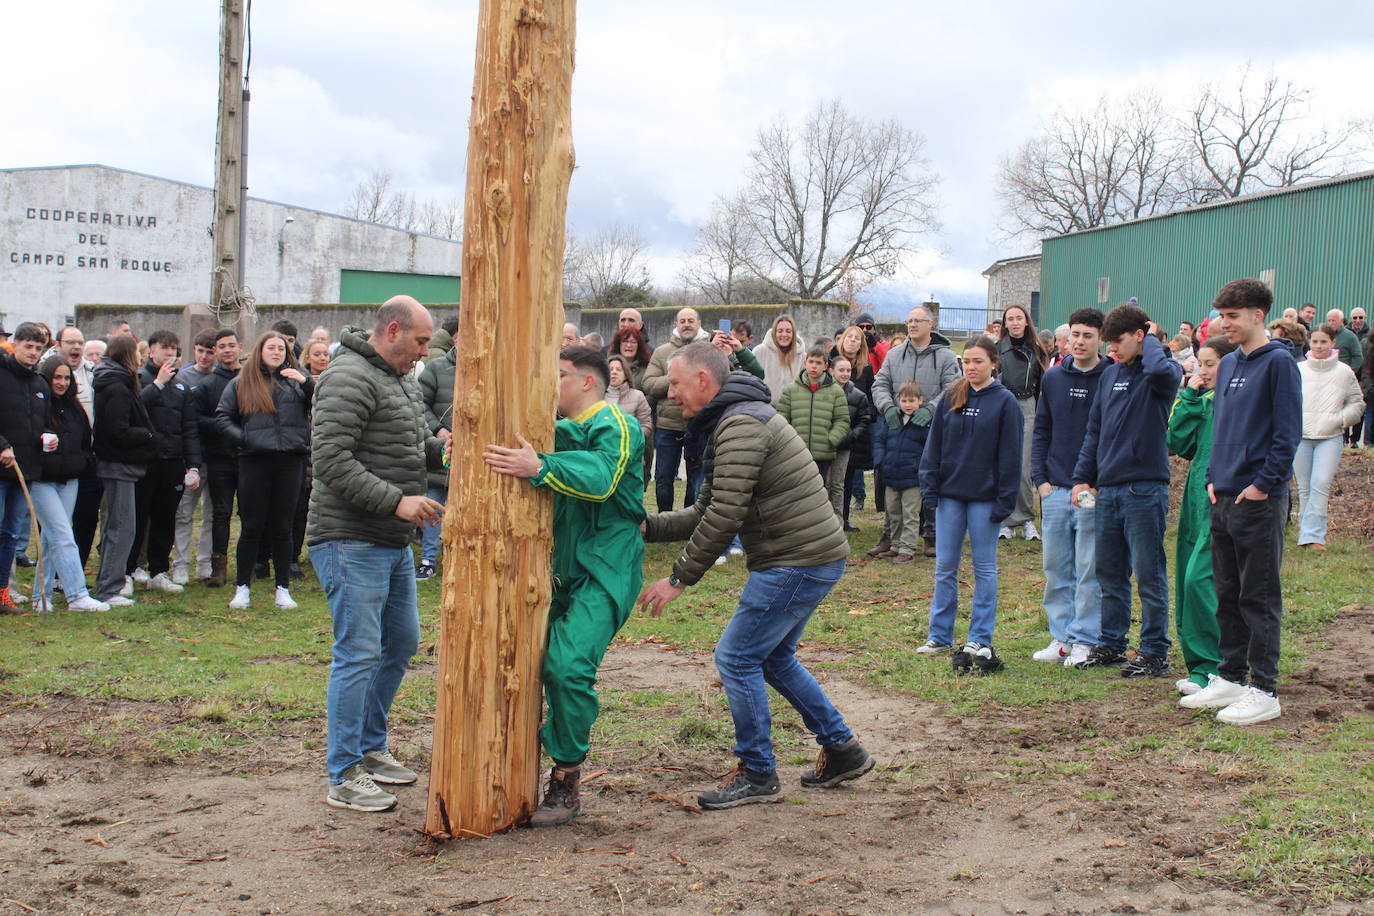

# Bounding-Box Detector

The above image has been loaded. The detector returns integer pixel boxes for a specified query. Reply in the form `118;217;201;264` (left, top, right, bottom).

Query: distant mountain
856;283;988;326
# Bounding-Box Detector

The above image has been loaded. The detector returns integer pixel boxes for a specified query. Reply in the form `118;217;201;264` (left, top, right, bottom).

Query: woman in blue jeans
32;357;109;611
1294;325;1365;549
916;337;1023;673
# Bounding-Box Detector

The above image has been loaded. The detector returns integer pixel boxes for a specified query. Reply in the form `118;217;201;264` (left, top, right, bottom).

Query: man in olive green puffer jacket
308;298;448;814
639;342;874;812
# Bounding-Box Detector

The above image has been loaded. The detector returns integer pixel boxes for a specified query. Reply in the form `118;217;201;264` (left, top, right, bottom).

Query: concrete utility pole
210;0;249;322
424;0;576;839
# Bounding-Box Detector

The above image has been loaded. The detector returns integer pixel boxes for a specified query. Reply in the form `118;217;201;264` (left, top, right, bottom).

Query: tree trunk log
424;0;576;839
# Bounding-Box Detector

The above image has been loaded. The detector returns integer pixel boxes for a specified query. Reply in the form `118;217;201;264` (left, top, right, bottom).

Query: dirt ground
4;605;1374;916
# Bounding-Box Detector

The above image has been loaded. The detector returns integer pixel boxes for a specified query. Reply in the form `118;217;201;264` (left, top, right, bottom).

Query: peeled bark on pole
424;0;576;839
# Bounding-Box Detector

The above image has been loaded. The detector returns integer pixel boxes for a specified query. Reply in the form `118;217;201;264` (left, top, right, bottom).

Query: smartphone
718;318;732;334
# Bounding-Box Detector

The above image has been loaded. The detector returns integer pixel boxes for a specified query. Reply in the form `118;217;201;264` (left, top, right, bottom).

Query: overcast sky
4;1;1371;316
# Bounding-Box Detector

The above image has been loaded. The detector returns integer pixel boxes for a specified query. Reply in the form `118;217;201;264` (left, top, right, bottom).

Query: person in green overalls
1165;336;1234;696
483;344;646;827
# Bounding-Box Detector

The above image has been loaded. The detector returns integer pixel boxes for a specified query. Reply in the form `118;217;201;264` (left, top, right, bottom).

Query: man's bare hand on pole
484;434;541;478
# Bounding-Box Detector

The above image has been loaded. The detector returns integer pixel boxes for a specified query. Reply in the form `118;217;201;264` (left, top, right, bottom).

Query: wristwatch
668;574;683;589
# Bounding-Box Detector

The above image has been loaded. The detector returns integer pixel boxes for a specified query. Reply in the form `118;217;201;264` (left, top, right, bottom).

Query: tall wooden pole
424;0;576;839
210;0;247;319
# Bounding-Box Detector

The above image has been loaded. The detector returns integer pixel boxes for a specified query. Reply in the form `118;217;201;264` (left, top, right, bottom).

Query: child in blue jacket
871;380;930;563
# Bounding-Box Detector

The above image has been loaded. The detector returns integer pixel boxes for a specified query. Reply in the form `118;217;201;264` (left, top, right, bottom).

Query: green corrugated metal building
1040;170;1374;331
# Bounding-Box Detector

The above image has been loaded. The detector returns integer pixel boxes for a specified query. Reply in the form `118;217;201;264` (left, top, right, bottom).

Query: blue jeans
1040;486;1101;646
1095;482;1170;656
0;481;29;588
419;485;447;565
653;427;703;512
714;558;852;772
1293;435;1342;546
928;499;1000;646
310;540;421;784
30;480;91;604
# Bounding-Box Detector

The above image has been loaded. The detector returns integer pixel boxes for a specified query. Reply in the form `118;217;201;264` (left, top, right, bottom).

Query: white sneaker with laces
1216;687;1281;725
1023;521;1041;541
1032;638;1068;662
105;595;135;608
149;572;184;594
67;594;111;612
914;639;952;655
170;568;190;586
1176;677;1203;696
132;567;150;587
1179;674;1248;709
229;585;251;609
997;527;1013;540
274;587;298;610
1063;643;1092;667
120;576;134;598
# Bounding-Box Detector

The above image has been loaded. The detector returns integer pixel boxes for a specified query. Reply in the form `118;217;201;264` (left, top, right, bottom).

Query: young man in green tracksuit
483;345;645;827
1166;337;1233;696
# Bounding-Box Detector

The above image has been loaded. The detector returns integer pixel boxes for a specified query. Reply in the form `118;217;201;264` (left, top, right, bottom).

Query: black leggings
236;453;305;588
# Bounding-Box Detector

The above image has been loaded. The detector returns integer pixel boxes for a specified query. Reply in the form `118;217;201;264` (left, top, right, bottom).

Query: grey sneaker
363;749;418;785
697;765;782;810
327;764;397;812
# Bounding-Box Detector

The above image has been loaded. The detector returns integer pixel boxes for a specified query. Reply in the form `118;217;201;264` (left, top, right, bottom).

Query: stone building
982;254;1042;324
1;164;461;332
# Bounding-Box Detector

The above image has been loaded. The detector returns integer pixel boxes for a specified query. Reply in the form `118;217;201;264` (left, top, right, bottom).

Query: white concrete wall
0;165;459;330
985;257;1041;318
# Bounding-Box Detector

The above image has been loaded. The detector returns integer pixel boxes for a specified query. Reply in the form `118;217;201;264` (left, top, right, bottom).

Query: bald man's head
373;295;433;373
562;323;581;348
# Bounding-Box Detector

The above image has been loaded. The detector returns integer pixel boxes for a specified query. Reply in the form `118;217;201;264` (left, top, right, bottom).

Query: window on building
1097;277;1110;304
1260;268;1276;290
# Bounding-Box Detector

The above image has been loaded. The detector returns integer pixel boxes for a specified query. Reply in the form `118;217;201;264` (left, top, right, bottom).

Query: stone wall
985;256;1041;322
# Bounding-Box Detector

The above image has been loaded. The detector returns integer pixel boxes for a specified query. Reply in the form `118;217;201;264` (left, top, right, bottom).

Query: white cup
40;433;58;452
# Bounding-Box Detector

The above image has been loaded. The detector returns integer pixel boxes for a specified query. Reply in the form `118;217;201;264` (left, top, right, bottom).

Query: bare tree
998;91;1188;238
738;100;939;300
679;195;772;304
1186;65;1352;200
562;222;653;306
344;169;462;240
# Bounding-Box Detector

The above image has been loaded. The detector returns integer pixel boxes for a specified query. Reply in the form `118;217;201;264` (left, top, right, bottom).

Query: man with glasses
853;313;889;375
641;308;712;511
484;345;645;826
1350;308;1367;340
870;305;960;556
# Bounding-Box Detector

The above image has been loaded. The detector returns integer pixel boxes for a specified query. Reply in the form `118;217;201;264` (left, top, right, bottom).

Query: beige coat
1298;354;1364;440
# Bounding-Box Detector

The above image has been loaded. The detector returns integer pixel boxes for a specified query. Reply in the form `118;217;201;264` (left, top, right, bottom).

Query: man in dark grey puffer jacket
308;297;446;814
640;342;874;811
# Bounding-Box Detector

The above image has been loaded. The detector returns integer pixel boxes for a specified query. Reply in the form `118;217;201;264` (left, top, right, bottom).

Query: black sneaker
800;738;875;788
14;553;33;568
1075;645;1128;669
1121;653;1170;678
289;561;305;580
416;564;436;581
697;765;782;810
953;642;1004;675
254;561;270;581
529;766;581;827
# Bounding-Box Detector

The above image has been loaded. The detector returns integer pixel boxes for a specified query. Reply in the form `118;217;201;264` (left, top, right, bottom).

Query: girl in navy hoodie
916;337;1023;673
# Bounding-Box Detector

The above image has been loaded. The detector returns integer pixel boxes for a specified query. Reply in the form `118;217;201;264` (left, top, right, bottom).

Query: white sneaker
68;594;111;612
714;555;728;566
149;572;184;594
229;585;251;609
1179;674;1249;709
1216;687;1281;725
914;639;952;655
274;587;298;610
1176;677;1203;696
1032;638;1069;662
728;546;745;558
104;595;135;608
8;586;26;602
132;567;150;587
170;568;190;586
1022;521;1041;541
120;576;134;598
998;527;1013;540
1063;643;1092;667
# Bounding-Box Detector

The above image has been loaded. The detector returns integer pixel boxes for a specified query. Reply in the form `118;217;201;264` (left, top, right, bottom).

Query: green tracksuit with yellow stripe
529;400;645;766
1167;385;1221;689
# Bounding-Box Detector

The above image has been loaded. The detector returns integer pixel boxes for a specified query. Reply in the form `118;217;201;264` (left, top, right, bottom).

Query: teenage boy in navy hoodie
1071;305;1182;677
1179;278;1300;725
1031;308;1109;668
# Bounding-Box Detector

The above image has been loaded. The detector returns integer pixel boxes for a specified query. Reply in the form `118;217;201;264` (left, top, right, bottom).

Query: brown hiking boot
206;554;228;588
923;537;936;558
530;766;581;827
865;538;891;558
891;552;916;564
